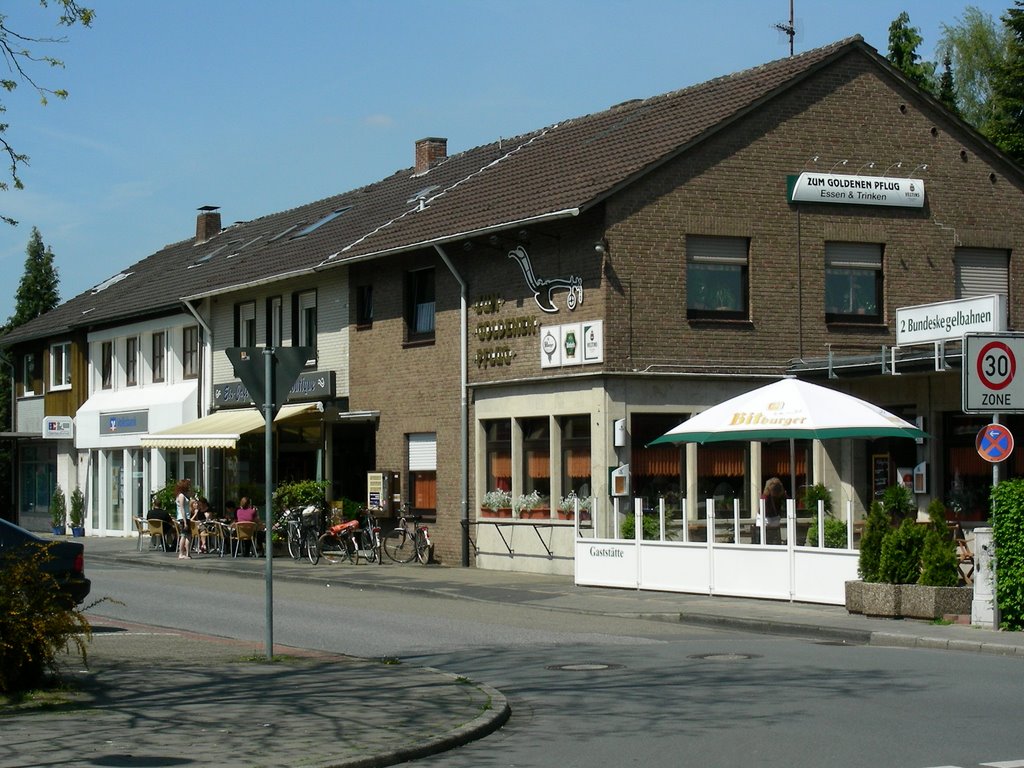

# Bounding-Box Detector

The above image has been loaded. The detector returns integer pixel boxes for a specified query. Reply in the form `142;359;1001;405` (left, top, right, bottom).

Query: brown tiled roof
318;35;866;264
1;36;868;346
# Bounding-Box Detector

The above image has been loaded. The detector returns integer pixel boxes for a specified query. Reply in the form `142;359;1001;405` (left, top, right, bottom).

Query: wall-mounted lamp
829;159;849;173
855;161;876;175
882;160;903;176
595;239;608;256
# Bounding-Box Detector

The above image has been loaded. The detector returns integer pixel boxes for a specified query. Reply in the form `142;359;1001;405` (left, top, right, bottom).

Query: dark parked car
0;518;91;605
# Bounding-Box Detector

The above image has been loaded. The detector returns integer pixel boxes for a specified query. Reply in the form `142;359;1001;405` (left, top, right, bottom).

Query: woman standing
175;478;194;559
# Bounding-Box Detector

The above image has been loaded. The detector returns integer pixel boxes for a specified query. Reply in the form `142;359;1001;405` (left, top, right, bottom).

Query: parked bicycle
280;504;322;565
317;508;381;564
382;506;432;564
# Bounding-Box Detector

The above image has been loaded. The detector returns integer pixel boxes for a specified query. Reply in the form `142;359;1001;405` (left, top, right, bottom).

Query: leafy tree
938;5;1007;129
987;1;1024;163
0;2;94;225
887;11;938;95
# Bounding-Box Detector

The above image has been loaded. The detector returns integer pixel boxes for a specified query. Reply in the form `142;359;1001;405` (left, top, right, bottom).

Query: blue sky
0;0;1012;322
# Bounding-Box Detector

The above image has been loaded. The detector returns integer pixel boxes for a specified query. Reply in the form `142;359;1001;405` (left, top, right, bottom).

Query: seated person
224;500;238;522
146;498;176;550
235;496;261;525
234;496;264;551
196;497;214;552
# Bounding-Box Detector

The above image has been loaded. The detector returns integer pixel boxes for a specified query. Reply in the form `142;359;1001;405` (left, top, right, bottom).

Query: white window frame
151;331;166;383
126;336;140;387
239;301;257;347
183;326;199;380
298;290;317;349
50;341;72;391
22;353;34;396
269;296;283;347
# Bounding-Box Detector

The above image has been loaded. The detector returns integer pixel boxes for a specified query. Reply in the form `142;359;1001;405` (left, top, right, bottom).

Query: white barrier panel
711;545;792;600
573;498;860;605
793;548;860;604
639;542;709;593
575;539;638;588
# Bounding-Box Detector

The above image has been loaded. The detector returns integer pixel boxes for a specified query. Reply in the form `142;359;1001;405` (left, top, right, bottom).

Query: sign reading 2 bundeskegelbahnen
788;172;925;208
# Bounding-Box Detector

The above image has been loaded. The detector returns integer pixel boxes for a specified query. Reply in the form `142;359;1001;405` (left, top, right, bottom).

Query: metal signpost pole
264;347;274;661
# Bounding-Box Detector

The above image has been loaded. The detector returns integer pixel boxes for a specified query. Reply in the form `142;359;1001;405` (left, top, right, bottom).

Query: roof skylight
406;185;439;204
90;272;132;293
292;206;353;238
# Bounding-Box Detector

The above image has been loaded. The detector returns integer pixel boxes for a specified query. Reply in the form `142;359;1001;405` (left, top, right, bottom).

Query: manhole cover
687;653;759;661
546;663;624;672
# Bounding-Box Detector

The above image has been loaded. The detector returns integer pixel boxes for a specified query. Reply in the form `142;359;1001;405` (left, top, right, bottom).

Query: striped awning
140;402;322;449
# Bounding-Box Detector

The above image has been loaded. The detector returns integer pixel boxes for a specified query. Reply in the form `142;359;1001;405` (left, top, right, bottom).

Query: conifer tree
987;1;1024;163
0;228;62;514
887;11;938;95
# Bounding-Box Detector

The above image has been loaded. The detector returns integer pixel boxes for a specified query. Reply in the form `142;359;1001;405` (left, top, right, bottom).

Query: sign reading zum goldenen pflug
787;172;925;208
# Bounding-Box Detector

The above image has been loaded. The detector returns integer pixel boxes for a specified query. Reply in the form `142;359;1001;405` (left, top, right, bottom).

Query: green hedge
991;478;1024;631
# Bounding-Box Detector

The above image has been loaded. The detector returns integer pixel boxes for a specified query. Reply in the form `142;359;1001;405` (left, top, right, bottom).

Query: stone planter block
861;582;901;617
845;580;864;614
899;585;973;620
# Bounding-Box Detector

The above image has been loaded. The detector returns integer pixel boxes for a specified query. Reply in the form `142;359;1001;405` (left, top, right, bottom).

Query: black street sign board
225;347;313;419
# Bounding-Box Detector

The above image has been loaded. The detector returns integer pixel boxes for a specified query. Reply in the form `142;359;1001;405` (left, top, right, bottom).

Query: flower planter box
480;507;512;518
557;510;575;521
51;526;66;536
518;508;550;520
899;584;972;620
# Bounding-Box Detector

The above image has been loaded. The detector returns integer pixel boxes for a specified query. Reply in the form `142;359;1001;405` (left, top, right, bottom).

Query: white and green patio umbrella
649;377;926;497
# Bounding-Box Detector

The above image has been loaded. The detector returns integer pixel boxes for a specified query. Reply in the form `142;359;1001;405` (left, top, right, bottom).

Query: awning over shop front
141;402;323;449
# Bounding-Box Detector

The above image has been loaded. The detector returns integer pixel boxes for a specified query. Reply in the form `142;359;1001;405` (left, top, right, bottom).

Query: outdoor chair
146;518;171;552
953;522;975;585
232;521;260;558
133;517;149;551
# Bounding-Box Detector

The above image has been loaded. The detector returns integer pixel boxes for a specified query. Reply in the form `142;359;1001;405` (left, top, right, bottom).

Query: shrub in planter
878;518;926;585
858;500;888;582
802;483;833;516
882;483;915;524
49;485;66;532
621;513;660;541
806;517;849;548
919;498;958;587
69;486;86;535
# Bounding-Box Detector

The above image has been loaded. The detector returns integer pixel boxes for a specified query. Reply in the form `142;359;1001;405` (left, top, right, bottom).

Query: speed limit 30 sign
964;333;1024;414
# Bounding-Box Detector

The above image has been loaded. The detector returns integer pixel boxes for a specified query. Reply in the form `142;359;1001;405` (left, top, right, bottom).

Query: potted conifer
69;486;86;537
50;485;67;536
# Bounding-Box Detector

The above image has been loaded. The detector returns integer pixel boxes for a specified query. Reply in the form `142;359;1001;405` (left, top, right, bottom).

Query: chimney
414;137;447;174
196;205;221;244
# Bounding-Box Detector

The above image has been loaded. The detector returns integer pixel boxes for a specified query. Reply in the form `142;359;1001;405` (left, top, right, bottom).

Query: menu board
872;454;891;499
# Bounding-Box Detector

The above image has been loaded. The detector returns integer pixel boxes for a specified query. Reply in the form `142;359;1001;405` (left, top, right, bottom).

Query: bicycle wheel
305;528;320;565
317;533;349;564
356;530;378;564
287;523;302;560
383;529;415;563
415;530;431;564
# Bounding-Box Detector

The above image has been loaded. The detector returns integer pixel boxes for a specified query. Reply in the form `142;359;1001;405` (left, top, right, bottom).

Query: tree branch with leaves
0;1;93;225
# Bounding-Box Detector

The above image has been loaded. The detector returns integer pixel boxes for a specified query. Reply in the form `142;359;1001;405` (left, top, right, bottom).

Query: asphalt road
87;560;1024;768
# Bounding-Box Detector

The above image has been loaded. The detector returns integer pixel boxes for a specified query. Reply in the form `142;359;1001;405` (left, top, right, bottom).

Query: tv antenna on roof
774;0;798;57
